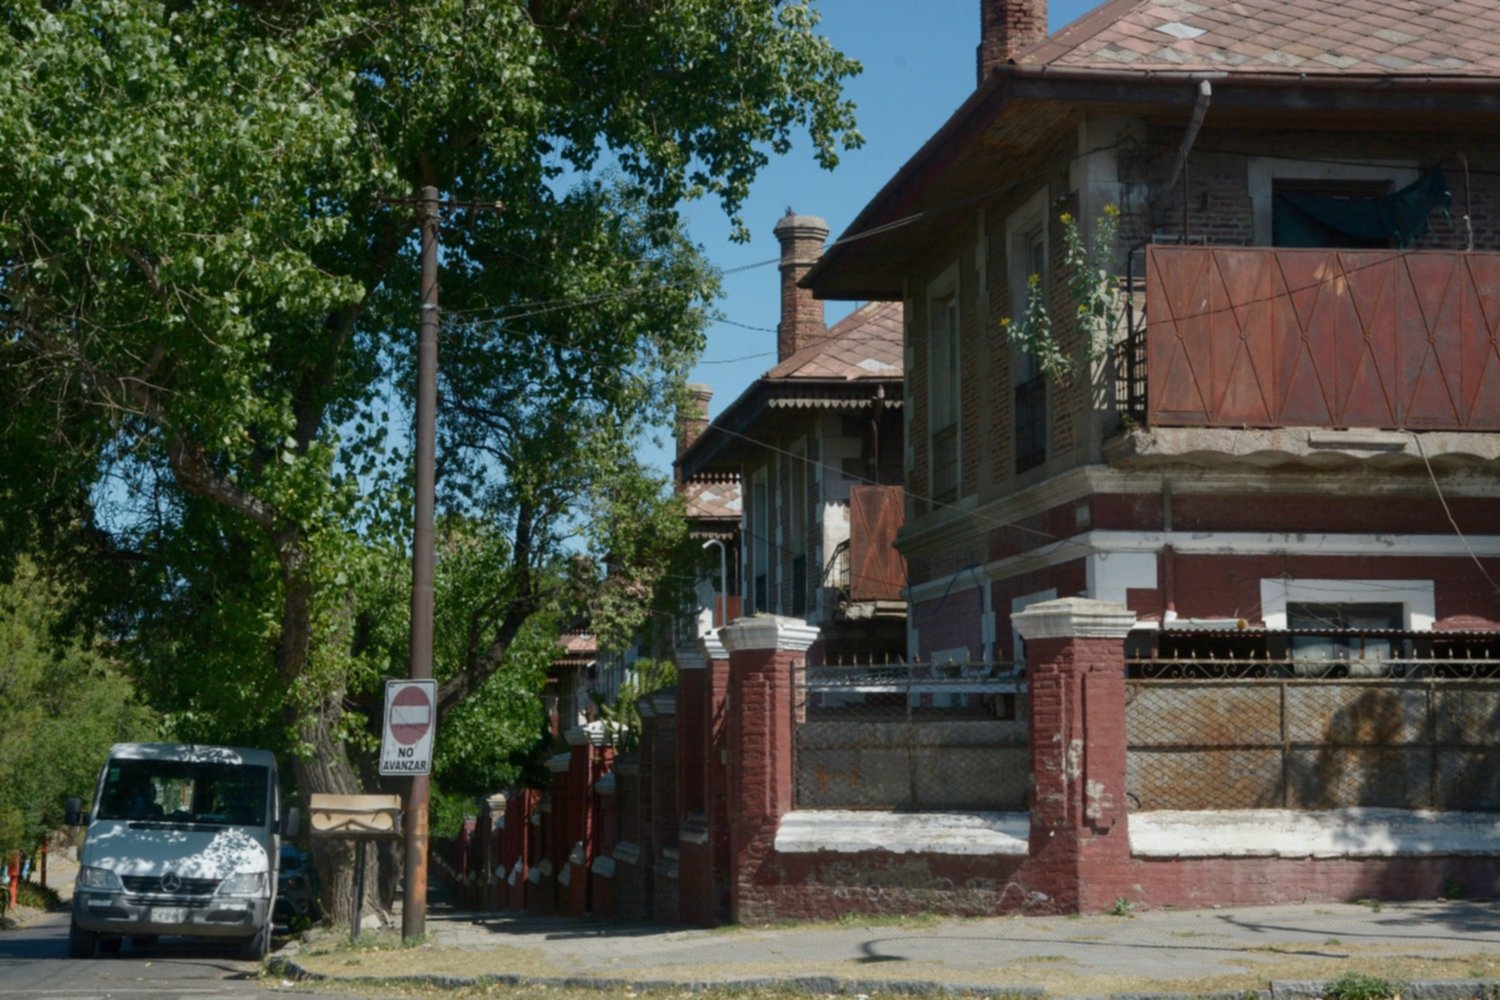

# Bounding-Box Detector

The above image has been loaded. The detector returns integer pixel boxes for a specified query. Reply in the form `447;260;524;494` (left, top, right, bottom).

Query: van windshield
97;759;269;827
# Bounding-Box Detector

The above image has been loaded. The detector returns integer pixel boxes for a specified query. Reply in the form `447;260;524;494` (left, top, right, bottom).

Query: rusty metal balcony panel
1145;246;1500;431
848;484;907;603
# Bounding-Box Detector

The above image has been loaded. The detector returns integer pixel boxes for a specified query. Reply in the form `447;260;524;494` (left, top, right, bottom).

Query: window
98;760;269;827
751;468;770;613
1287;601;1402;663
1248;157;1418;247
1260;578;1434;632
928;282;960;503
1272;179;1394;249
1013;224;1047;473
789;440;809;617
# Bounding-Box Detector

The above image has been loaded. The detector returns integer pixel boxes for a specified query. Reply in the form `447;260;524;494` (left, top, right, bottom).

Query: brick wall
1137;856;1500;909
730;852;1030;921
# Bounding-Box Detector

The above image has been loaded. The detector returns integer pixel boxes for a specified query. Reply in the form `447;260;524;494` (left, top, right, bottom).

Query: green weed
1322;971;1400;1000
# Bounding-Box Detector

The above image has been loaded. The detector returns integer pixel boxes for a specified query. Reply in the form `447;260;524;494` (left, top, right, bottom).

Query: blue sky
645;0;1097;476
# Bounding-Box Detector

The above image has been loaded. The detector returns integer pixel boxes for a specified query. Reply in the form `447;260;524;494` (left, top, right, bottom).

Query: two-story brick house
807;0;1500;672
678;211;907;665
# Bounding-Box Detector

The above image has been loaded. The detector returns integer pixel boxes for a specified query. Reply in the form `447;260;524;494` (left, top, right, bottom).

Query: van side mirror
65;797;84;827
282;806;301;838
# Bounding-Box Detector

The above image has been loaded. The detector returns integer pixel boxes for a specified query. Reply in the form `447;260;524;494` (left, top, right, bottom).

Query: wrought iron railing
795;660;1027;811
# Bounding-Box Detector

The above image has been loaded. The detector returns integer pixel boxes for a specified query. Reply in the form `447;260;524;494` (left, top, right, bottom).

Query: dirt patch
287;937;1500;998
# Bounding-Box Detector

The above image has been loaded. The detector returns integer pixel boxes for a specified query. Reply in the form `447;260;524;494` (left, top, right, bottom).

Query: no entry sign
380;679;436;775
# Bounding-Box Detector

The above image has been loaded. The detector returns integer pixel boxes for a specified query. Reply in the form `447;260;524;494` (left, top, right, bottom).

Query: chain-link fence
795;660;1028;811
1126;653;1500;811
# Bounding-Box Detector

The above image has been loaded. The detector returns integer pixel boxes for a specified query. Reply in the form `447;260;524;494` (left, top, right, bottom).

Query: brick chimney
772;210;828;361
978;0;1048;84
675;383;713;486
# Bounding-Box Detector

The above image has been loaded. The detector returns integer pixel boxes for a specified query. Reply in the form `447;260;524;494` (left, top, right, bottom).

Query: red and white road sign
380;679;436;775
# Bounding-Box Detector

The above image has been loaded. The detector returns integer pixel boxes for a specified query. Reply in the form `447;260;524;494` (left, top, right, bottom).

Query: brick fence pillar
702;631;732;924
722;615;819;924
563;726;598;917
1012;597;1138;915
645;689;680;924
480;793;506;910
675;645;715;926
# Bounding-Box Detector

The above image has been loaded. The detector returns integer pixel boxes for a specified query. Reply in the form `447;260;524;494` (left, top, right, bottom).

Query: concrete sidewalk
279;898;1500;998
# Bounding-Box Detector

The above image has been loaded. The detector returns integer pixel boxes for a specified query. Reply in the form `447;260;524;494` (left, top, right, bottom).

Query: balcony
1120;246;1500;434
846;484;907;605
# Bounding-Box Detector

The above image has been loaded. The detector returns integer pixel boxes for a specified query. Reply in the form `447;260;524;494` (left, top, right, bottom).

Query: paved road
0;911;388;1000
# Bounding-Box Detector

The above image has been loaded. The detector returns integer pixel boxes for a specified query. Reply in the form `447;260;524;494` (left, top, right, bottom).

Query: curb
264;955;1500;1000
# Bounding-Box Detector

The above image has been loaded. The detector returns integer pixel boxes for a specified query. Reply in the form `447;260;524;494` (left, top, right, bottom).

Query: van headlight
216;872;267;897
78;866;123;892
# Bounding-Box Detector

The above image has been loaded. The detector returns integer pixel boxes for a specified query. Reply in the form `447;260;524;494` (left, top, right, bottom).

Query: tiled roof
1024;0;1500;77
683;479;741;521
764;301;903;381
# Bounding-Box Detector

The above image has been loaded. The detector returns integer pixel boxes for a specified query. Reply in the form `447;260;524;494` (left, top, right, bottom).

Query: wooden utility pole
403;185;440;941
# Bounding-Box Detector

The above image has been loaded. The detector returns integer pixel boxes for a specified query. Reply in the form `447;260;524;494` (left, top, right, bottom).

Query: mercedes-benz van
66;743;299;960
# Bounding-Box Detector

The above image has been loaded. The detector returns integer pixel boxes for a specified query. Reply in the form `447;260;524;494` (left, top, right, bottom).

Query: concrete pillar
722;615;819;923
1013;597;1137;914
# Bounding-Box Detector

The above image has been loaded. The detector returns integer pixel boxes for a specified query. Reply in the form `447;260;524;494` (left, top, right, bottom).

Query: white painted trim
1132;808;1500;858
903;529;1500;604
1012;597;1137;641
775;810;1029;856
1087;550;1158;607
720;615;819;654
1259;578;1435;631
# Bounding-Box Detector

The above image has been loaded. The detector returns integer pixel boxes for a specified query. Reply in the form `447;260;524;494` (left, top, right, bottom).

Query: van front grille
121;875;219;897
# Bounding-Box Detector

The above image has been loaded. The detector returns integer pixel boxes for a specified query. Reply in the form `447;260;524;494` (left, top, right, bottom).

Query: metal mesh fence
1126;660;1500;812
795;660;1028;811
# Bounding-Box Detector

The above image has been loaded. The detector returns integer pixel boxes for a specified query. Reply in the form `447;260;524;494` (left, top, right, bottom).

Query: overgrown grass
15;880;61;911
300;928;432;956
1322;971;1400;1000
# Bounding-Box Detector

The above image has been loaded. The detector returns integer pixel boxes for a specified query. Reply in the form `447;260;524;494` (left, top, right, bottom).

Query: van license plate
151;907;185;924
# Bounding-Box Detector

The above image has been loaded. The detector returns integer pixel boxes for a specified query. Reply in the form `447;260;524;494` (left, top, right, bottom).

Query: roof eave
675;376;903;479
807;64;1500;299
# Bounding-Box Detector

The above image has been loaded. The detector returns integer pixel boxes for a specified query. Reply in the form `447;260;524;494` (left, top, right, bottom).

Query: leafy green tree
0;560;156;858
0;0;860;920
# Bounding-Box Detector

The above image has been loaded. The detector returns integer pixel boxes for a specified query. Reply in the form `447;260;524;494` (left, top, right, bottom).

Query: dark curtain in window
1273;168;1451;249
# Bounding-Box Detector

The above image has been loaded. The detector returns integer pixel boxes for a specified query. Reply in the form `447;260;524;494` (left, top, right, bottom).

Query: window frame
1006;189;1051;476
927;264;961;504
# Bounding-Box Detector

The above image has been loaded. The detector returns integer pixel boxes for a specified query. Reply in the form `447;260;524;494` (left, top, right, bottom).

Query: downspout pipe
1151;79;1213;228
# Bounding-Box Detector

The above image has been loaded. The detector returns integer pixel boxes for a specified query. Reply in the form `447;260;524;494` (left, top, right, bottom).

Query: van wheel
98;936;122;955
237;921;270;962
67;917;98;959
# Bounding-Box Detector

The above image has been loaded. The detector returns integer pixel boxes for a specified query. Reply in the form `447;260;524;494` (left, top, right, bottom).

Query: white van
66;743;299;960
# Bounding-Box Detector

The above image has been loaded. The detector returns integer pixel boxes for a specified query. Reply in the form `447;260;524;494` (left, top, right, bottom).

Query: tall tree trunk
275;545;385;929
294;692;381;929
